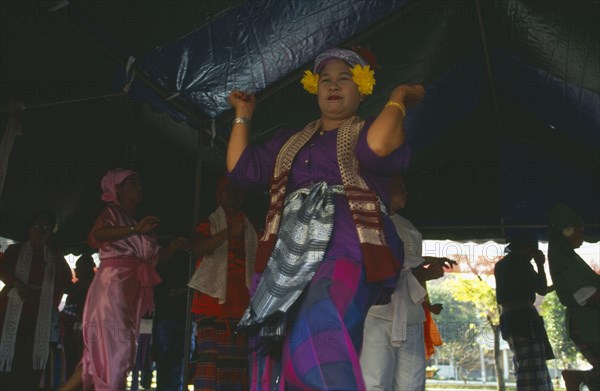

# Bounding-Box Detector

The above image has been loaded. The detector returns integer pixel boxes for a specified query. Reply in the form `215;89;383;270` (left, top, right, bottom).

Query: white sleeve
391;214;425;268
573;286;597;306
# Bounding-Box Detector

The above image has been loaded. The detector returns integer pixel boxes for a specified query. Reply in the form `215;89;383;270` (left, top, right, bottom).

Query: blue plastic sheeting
492;48;600;147
495;0;600;95
493;49;599;238
499;137;600;241
403;51;488;151
130;0;411;119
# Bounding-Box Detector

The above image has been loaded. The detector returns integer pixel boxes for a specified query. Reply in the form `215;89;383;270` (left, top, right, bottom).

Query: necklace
319;127;325;136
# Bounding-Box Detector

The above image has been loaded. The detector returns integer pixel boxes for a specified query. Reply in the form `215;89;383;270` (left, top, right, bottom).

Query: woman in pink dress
60;169;187;391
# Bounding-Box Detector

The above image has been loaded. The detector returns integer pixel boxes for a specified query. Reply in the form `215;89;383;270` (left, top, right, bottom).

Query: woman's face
217;184;244;213
317;59;362;121
117;174;143;205
28;216;53;245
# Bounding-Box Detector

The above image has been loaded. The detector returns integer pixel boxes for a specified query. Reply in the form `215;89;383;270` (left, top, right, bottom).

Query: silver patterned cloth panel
237;182;344;337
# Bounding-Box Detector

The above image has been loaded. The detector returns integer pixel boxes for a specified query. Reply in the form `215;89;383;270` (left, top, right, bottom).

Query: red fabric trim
255;235;277;272
361;243;399;282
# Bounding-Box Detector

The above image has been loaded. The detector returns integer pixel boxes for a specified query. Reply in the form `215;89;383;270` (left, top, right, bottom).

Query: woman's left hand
390;84;425;109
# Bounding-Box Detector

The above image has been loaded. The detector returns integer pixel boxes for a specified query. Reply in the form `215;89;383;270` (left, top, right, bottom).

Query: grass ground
425;383;566;390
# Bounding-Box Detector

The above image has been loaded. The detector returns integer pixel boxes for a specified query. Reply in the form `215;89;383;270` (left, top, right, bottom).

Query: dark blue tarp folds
131;0;411;119
123;0;599;240
1;0;598;243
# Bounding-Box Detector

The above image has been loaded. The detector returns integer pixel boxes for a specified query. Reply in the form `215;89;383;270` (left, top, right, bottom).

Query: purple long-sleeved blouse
228;118;411;267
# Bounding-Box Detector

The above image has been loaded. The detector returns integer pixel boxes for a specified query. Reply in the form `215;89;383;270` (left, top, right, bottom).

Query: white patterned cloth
188;206;257;304
0;241;55;371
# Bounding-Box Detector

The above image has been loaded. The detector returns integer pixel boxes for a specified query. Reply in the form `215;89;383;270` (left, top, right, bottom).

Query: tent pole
475;0;501;128
182;127;205;388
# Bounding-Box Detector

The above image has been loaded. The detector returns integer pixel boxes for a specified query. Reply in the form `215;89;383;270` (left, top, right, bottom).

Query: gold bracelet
385;100;406;118
233;117;251;126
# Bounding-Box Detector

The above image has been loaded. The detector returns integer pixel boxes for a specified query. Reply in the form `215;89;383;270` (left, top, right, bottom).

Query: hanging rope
0;55;137;114
0;100;25;198
122;56;136;94
0;92;126;114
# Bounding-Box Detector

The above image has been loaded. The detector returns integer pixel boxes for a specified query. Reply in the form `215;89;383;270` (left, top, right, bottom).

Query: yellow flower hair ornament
300;64;376;95
351;64;375;95
301;70;319;94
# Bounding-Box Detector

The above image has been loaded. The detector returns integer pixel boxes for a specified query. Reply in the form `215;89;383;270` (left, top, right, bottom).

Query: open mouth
327;95;342;100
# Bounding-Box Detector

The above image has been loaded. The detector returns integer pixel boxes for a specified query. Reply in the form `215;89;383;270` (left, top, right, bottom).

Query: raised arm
226;90;257;171
367;85;425;157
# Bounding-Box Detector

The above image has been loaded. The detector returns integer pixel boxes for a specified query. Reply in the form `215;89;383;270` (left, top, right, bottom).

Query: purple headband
100;168;138;204
314;48;368;74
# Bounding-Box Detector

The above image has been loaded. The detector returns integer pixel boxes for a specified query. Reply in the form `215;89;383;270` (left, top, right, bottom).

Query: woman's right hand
135;216;161;234
228;90;256;116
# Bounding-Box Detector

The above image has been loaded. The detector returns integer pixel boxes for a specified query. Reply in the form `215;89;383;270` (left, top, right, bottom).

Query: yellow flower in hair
351;64;375;95
301;70;319;94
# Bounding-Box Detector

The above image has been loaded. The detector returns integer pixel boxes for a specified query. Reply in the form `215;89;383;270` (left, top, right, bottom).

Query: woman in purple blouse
227;47;425;390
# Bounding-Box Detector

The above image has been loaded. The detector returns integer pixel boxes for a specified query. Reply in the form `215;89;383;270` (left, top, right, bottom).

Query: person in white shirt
360;174;455;390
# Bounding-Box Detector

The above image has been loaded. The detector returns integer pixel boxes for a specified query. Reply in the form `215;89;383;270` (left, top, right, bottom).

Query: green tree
428;277;482;382
446;274;505;391
539;291;580;368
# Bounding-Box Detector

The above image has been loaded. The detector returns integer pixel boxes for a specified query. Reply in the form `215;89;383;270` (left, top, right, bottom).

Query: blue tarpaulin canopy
1;0;598;245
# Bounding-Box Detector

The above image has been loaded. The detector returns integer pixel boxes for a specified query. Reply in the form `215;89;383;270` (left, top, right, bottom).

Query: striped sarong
238;182;343;338
508;335;554;391
193;315;248;391
250;257;381;390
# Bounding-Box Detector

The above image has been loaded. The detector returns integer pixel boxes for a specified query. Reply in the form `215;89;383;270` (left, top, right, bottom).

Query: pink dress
80;204;161;391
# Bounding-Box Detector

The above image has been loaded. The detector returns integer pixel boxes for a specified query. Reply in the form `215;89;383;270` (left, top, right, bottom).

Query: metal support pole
480;344;487;384
181;128;205;388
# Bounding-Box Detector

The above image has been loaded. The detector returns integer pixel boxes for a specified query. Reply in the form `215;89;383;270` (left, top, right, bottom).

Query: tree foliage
428;276;484;381
539;291;580;368
436;274;505;390
446;275;500;327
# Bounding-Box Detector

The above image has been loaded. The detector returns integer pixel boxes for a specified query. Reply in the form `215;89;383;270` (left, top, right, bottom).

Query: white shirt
367;214;427;345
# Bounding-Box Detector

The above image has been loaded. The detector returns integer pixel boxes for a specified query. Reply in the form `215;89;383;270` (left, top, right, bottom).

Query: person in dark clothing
62;248;96;378
153;250;192;391
494;232;554;391
548;203;599;391
0;210;73;391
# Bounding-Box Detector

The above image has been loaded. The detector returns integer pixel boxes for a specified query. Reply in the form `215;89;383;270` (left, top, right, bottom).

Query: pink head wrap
100;168;138;204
